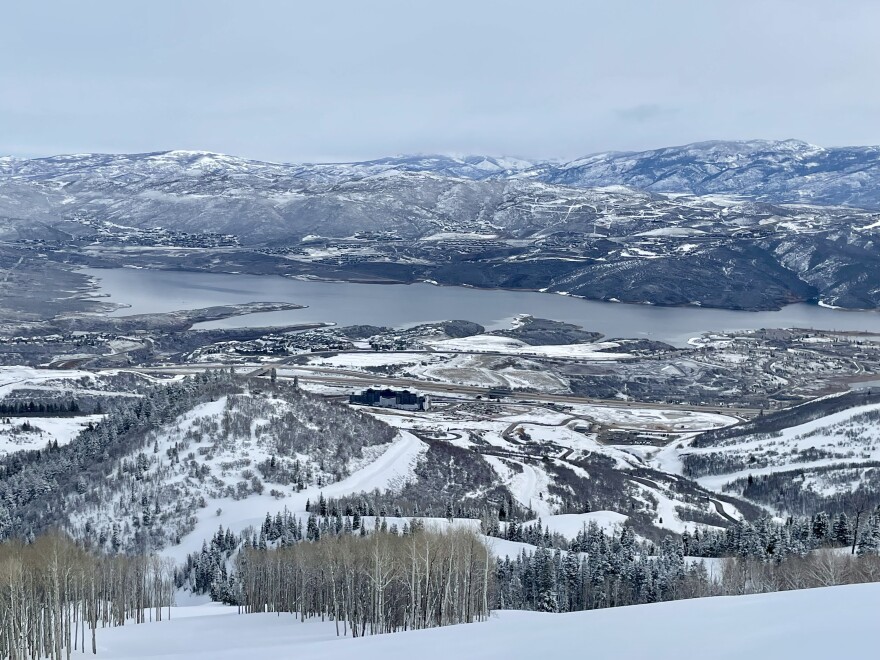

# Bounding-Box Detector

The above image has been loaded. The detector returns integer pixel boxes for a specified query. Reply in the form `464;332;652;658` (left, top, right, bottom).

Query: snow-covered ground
161;425;428;563
363;402;739;533
566;403;736;432
415;353;569;392
0;365;96;397
0;414;104;455
93;583;880;659
523;512;629;538
303;351;570;393
307;352;434;369
426;334;633;359
484;454;555;518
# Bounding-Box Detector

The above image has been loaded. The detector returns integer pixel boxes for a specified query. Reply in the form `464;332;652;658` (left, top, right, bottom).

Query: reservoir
84;268;880;347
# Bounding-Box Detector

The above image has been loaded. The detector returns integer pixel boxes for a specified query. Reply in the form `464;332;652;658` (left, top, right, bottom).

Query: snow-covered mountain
0;150;535;187
7;138;880;208
528;139;880;209
3;143;880;311
320;154;537;180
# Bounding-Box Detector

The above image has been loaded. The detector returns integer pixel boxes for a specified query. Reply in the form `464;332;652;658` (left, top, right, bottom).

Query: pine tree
833;513;851;545
857;514;880;555
306;514;320;541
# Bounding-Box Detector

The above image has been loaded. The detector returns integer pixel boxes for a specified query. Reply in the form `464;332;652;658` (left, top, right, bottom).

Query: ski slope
682;401;880;492
524;512;629;538
94;583;880;659
162;428;427;562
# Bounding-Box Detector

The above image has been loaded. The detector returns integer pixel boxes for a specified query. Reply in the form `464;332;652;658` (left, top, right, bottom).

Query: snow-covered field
0;365;96;397
94;583;880;659
307;352;434;369
0;414;104;455
426;334;633;359
566;402;736;432
303;351;570;392
416;353;569;392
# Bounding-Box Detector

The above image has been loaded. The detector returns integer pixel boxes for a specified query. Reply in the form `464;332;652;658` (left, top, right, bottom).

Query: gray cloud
2;0;879;162
615;104;679;123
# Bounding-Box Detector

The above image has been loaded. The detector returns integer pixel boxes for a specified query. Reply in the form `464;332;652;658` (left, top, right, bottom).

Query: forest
0;370;396;551
178;501;880;617
235;526;491;636
0;399;82;417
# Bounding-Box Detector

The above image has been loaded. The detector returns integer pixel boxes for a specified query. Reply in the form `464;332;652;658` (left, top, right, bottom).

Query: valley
4;142;880;658
7;3;880;656
4;142;880;315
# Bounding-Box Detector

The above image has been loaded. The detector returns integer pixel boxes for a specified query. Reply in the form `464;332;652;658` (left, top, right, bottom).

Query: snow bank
0;414;103;455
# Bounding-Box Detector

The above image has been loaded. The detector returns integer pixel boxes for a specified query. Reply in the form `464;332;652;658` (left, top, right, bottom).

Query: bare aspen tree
0;534;174;660
235;526;491;636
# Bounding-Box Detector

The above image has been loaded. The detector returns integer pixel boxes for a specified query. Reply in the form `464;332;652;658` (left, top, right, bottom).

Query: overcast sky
2;1;878;162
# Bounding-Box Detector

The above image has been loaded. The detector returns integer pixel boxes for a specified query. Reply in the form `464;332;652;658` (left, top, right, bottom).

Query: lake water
84;268;880;347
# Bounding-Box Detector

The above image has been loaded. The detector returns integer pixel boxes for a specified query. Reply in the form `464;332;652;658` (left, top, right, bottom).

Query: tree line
234;526;491;637
494;540;880;613
0;534;174;660
485;509;880;560
178;507;880;634
0;399;82;418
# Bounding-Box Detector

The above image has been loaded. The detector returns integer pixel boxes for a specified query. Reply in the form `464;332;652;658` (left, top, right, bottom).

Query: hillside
7;361;880;555
530;140;880;209
0;367;758;553
93;583;880;660
3;143;880;311
660;391;880;515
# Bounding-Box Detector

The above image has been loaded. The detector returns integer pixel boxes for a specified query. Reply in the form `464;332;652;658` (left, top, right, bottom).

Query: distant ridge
5;139;880;207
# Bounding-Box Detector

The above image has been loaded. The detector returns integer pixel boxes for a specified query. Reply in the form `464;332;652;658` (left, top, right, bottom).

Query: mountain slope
3;145;880;311
530;139;880;208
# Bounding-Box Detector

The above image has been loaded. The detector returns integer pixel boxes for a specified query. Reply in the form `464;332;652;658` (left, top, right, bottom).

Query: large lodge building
349;388;431;411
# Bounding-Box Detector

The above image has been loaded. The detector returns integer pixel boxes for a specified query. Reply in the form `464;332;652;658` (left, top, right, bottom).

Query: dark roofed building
349;387;431;411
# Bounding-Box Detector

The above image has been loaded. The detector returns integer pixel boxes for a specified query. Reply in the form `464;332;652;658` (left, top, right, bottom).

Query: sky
2;0;878;163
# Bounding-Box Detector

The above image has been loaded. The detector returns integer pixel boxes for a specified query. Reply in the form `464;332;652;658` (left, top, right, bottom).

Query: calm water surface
84;268;880;347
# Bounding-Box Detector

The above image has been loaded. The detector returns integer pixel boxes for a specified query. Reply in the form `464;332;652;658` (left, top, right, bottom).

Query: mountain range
2;139;880;311
7;138;880;203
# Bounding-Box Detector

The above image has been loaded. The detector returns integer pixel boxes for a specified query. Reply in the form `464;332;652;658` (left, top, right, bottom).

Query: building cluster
349;388;431;411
